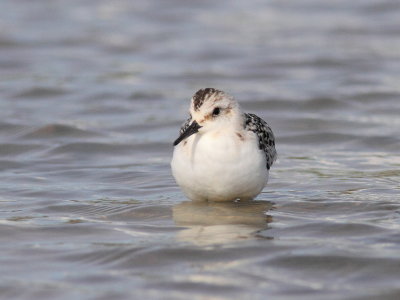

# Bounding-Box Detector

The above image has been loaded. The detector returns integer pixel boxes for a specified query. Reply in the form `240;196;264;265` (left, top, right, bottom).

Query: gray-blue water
1;1;400;299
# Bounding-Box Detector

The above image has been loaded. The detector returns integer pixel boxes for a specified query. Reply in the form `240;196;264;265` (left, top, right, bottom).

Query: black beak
173;121;202;146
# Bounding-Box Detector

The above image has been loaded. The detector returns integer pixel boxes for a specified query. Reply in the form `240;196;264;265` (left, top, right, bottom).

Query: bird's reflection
172;200;273;246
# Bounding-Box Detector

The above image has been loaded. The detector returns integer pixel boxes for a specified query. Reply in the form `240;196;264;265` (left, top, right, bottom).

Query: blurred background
0;0;399;299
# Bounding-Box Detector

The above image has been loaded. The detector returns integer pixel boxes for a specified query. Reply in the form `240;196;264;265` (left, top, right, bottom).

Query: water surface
1;0;400;299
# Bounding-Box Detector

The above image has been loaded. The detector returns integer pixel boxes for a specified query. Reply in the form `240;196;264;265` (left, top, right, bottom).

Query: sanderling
171;88;277;202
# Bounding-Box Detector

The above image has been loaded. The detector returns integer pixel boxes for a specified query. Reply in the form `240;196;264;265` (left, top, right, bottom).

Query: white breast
171;130;268;201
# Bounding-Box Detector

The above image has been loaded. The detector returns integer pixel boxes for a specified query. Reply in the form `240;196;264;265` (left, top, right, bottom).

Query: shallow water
1;0;400;299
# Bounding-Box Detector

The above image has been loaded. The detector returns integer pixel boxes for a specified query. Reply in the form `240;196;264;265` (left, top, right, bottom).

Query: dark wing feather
244;113;277;170
179;116;192;135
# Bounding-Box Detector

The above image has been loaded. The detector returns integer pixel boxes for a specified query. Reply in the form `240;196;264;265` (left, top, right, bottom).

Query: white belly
171;130;268;202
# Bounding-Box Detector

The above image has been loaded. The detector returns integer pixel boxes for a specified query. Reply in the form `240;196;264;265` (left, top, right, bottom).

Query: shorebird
171;88;276;202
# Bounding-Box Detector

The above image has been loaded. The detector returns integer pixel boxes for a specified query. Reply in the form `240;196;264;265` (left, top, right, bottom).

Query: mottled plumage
192;88;224;111
179;113;277;170
244;113;277;170
179;116;192;135
171;88;277;202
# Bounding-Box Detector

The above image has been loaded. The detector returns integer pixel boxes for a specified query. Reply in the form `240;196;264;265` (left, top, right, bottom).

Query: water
1;0;400;299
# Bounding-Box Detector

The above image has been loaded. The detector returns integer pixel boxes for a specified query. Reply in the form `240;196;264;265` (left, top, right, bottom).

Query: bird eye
212;107;220;116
